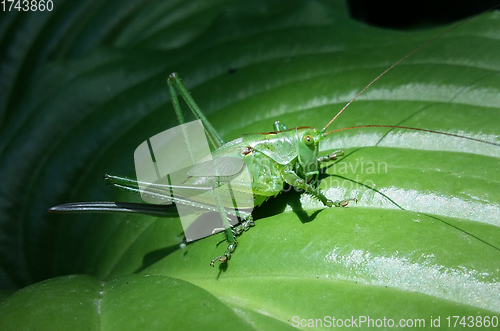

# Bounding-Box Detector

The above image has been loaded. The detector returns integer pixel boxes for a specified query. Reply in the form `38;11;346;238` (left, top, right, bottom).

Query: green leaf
1;0;499;328
0;274;256;330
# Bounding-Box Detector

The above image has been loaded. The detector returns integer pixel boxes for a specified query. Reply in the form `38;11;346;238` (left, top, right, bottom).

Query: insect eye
303;134;314;146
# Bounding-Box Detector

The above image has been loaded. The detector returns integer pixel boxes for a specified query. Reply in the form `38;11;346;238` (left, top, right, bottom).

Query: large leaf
0;0;499;329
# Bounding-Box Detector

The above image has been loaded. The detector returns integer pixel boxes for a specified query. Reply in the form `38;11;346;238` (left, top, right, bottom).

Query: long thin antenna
321;5;500;132
325;124;500;147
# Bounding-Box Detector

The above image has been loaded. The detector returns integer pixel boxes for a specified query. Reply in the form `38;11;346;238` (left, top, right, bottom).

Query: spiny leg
330;197;358;207
317;150;358;207
283;170;357;208
283;170;331;206
211;217;255;237
209;165;284;266
209;172;284;265
209;226;237;267
208;175;238;267
209;216;255;267
168;73;225;149
231;216;255;236
168;73;239;266
310;183;358;208
313;187;358;208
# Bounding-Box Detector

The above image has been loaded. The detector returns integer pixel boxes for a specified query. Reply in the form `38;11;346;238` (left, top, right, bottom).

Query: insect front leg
317;150;358;206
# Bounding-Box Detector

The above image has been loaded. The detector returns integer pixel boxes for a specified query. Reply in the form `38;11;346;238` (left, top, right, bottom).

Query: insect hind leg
167;73;225;149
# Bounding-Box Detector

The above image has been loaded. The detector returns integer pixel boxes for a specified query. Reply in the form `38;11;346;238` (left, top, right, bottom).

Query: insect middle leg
209;215;255;267
283;170;357;207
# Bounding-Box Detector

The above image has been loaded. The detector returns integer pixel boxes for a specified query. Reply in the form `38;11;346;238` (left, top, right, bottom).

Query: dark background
348;0;500;28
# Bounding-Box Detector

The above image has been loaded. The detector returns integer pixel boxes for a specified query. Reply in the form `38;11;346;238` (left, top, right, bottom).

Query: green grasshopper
50;14;500;267
49;70;498;267
50;72;359;266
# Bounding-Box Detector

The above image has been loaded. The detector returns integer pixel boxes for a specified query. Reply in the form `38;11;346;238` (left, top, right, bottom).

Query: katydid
49;12;500;267
50;72;358;266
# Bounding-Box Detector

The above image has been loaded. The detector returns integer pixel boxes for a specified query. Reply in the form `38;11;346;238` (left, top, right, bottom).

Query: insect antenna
322;126;500;253
324;125;500;148
321;4;500;133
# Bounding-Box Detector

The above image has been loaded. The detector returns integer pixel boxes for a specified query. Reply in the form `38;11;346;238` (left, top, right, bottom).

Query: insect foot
333;197;358;207
210;243;237;267
210;218;255;266
317;150;344;163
